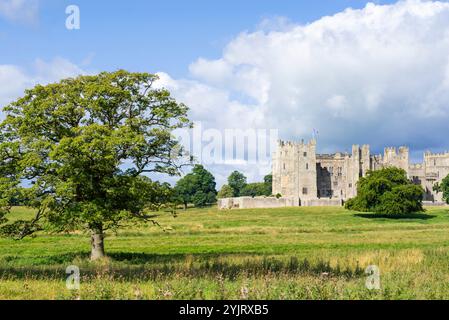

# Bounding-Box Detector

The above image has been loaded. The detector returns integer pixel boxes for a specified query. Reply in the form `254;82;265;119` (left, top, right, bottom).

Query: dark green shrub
345;167;424;214
438;174;449;204
192;191;217;207
375;184;424;214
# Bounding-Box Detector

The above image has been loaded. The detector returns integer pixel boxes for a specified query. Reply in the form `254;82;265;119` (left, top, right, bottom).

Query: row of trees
217;172;272;198
173;167;273;208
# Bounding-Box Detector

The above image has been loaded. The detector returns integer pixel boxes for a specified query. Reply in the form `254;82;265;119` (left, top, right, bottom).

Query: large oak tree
0;70;191;260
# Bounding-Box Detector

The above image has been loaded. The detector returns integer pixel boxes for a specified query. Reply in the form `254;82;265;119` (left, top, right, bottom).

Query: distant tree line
172;166;273;209
218;171;272;199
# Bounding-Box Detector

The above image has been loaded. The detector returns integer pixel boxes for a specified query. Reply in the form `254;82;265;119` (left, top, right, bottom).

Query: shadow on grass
354;213;436;220
0;253;364;281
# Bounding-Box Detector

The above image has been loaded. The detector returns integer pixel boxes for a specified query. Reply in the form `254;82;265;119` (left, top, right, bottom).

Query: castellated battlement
277;139;316;147
384;146;409;158
424;151;449;158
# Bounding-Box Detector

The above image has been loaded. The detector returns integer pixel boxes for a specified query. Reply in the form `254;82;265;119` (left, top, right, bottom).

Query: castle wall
302;198;343;207
218;197;300;210
316;154;348;199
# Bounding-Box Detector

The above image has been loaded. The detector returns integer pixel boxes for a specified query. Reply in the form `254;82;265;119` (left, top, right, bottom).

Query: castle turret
361;145;371;176
347;145;361;198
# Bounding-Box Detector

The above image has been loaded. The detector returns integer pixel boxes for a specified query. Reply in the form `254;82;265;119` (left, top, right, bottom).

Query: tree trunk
90;228;105;260
184;203;188;211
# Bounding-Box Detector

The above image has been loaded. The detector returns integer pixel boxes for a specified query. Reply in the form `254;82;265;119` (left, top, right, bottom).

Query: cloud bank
158;0;449;184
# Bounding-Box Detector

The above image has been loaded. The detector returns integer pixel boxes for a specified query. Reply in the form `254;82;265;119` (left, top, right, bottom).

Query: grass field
1;205;449;300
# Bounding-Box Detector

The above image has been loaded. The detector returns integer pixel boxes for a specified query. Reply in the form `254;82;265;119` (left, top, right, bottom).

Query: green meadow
1;205;449;300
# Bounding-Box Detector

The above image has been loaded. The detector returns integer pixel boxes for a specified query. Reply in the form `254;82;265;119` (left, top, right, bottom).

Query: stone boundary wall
423;201;448;206
218;197;344;209
302;199;344;207
218;197;300;210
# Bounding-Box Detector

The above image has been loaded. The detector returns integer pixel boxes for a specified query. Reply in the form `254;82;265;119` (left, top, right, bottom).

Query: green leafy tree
438;175;449;204
173;174;196;210
264;174;273;196
240;183;268;197
217;184;234;198
345;167;424;214
375;184;425;214
236;174;273;197
192;191;217;208
0;70;191;260
228;171;247;197
174;164;217;209
138;176;175;212
433;182;441;193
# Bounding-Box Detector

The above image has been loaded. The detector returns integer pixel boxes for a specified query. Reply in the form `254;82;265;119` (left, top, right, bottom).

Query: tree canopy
0;70;191;259
436;174;449;204
221;173;272;198
217;184;234;199
174;164;217;208
264;174;273;195
345;167;424;214
227;171;247;197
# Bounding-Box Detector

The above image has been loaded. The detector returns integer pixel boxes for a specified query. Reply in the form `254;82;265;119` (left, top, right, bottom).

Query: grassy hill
1;206;449;299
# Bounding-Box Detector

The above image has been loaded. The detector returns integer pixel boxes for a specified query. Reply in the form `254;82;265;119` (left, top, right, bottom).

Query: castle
218;139;449;209
272;139;449;205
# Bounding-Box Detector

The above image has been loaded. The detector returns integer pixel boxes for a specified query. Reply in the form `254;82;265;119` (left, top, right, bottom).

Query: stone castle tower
272;139;317;201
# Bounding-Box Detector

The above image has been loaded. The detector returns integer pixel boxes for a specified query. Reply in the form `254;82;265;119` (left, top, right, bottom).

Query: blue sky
2;0;449;186
2;0;395;78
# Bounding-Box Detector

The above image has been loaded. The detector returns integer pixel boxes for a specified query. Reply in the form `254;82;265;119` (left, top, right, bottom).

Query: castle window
333;181;338;187
302;188;308;195
283;163;286;170
349;183;352;188
304;152;307;157
306;163;309;170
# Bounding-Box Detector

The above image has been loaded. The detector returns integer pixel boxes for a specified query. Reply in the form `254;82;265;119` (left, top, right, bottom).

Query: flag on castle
313;129;319;140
